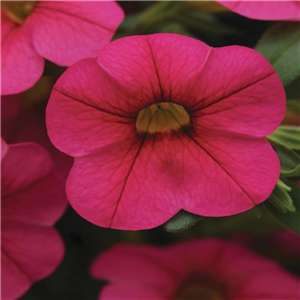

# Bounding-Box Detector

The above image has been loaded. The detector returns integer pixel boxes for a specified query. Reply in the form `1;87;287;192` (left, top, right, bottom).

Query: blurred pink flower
91;239;300;300
1;140;67;300
216;1;300;21
1;1;124;95
272;230;300;259
46;33;285;230
2;94;74;179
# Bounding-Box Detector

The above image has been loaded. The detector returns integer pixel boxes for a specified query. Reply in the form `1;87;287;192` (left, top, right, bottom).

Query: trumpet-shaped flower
216;1;300;21
1;140;67;300
91;239;300;300
1;1;124;95
46;33;285;230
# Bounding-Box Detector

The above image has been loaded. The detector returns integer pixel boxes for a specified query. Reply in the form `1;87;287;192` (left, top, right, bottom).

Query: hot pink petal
91;244;185;294
188;46;285;137
1;253;31;300
234;270;300;300
67;127;278;229
185;130;280;215
1;142;66;300
97;34;211;104
26;1;124;66
1;12;44;95
217;1;300;21
97;36;162;101
170;239;292;300
99;284;168;300
91;240;300;300
47;58;136;157
2;172;67;226
1;223;64;300
2;143;54;195
1;138;8;159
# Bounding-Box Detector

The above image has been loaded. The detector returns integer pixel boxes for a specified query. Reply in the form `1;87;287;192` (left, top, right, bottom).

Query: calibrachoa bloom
1;140;67;300
1;1;124;95
91;239;300;300
216;1;300;21
46;33;285;230
2;94;74;178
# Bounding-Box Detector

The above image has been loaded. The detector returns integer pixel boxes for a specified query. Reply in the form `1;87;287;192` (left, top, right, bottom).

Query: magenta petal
97;35;163;99
67;128;278;229
27;1;124;66
2;172;67;226
234;269;300;300
100;284;168;300
2;224;64;300
1;253;31;300
1;138;8;160
91;244;184;291
47;58;137;157
66;137;181;230
189;46;285;137
1;143;67;225
91;240;300;300
1;12;44;95
145;34;212;103
97;34;211;102
2;143;54;195
184;131;280;216
1;142;66;299
217;1;300;21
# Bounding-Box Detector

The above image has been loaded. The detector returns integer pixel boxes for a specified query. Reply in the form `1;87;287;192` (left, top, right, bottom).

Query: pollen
136;102;190;134
2;1;37;25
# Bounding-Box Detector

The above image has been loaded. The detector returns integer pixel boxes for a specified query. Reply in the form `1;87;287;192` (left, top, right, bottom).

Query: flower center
174;282;223;300
136;102;190;134
2;1;37;24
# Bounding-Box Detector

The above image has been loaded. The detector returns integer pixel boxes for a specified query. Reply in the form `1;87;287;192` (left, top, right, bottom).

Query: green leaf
274;143;300;169
268;127;300;180
276;146;300;180
163;210;202;233
267;126;300;150
266;181;300;235
160;23;195;37
281;164;300;180
267;182;295;213
255;22;300;86
277;179;292;193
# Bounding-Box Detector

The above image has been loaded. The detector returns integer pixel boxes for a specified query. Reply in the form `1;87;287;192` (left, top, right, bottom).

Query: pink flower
1;140;67;300
91;239;300;300
2;93;74;179
272;230;300;259
46;33;285;230
216;1;300;21
1;1;124;95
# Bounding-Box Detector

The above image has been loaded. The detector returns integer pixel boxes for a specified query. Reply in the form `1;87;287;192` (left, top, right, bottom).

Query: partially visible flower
216;1;300;21
91;239;300;300
2;87;73;178
271;230;300;259
47;33;285;230
1;140;67;300
1;1;124;95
